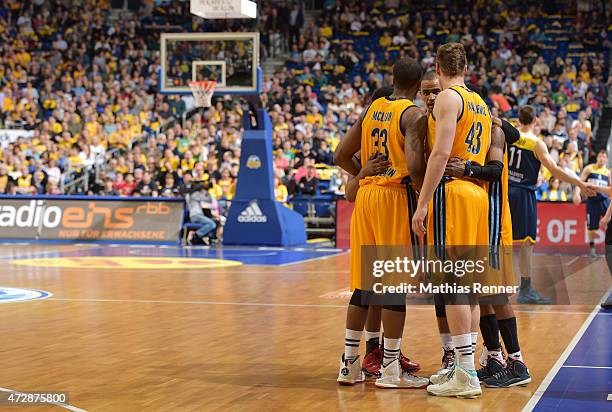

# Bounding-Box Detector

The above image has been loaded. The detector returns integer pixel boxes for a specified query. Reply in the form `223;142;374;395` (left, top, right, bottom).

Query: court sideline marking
521;287;611;412
0;387;87;412
45;297;604;315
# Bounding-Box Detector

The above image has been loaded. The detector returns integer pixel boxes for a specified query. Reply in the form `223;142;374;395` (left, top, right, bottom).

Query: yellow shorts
349;183;417;291
426;179;490;294
427;179;489;247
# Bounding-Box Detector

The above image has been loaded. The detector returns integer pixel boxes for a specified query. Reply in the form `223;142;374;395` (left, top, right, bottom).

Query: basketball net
189;80;216;108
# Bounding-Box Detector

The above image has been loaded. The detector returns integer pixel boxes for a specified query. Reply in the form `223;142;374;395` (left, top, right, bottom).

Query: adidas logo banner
237;200;268;223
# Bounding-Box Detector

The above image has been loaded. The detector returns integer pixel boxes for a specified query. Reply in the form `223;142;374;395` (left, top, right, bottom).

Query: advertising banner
0;196;183;244
335;199;603;253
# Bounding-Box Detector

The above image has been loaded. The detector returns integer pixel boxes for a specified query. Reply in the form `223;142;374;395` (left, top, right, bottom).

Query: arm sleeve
464;160;504;182
501;119;520;145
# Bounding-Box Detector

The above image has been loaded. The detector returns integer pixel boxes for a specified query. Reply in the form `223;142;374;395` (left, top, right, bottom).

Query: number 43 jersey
427;85;491;172
360;96;415;187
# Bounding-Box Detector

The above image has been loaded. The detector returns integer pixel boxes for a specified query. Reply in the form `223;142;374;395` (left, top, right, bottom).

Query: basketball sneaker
483;359;531;387
399;352;420;373
430;349;455;385
478;344;489;367
517;284;552;304
337;355;365;385
476;356;505;382
362;347;383;379
427;366;482;398
375;359;429;389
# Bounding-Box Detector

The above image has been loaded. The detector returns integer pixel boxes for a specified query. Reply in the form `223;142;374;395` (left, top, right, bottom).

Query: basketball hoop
189;80;216;108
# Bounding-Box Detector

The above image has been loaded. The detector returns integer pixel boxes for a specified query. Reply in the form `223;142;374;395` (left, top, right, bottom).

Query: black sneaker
484;359;531;388
476;356;505;382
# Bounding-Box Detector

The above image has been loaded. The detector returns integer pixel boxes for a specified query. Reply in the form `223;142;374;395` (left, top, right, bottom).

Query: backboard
160;32;260;95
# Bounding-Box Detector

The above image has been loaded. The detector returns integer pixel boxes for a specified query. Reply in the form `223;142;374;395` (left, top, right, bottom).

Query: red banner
336;199;603;253
536;202;604;253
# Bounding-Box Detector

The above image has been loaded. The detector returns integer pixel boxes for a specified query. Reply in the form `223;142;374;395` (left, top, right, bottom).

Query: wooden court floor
0;244;609;411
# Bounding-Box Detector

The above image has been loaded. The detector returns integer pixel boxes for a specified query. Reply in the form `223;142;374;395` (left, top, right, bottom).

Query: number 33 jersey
360;96;415;187
427;85;491;169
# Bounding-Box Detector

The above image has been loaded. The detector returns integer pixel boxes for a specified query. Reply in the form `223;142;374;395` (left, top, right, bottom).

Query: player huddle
333;42;604;398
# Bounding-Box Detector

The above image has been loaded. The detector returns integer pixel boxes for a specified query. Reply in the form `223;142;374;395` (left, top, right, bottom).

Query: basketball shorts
349;183;418;291
487;180;516;292
508;185;537;243
427;179;489;247
587;197;610;231
427;179;489;305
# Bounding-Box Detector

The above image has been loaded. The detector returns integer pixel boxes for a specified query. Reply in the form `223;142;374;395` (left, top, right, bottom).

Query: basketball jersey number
508;146;523;169
372;128;389;157
465;122;483;155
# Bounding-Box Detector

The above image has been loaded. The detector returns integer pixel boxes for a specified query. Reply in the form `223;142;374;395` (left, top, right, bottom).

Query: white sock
383;337;401;367
440;333;453;350
508;351;523;362
364;330;380;342
489;349;507;366
452;333;475;371
344;329;362;361
470;331;478;354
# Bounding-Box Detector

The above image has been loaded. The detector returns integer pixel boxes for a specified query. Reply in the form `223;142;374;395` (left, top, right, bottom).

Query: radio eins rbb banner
0;197;183;243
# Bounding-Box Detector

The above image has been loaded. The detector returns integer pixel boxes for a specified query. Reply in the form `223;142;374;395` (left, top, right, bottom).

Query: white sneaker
430;368;451;385
375;359;429;389
337;355;365;385
431;348;455;384
478;345;489;367
427;366;482;398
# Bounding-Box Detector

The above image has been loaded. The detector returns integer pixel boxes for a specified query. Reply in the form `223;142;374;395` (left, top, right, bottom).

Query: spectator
287;2;304;50
160;174;179;198
99;178;119;196
317;140;334;165
274;176;289;203
134;172;159;197
572;110;592;141
299;165;319;196
560;140;583;174
182;177;217;245
0;164;13;194
542;178;568;202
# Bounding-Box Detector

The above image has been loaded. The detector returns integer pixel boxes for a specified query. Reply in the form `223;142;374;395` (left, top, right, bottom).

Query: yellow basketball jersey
360;97;415;187
427;85;491;169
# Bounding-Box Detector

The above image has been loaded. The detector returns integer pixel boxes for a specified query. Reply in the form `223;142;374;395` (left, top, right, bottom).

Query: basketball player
412;42;490;398
418;71;459;375
344;86;420;380
343;86;421;380
436;114;533;388
574;150;610;257
334;59;429;388
508;106;595;304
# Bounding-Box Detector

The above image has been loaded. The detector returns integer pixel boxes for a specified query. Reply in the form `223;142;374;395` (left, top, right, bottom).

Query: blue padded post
223;109;306;246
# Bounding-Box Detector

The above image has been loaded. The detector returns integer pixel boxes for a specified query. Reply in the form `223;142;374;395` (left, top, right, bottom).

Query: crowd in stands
0;0;610;217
